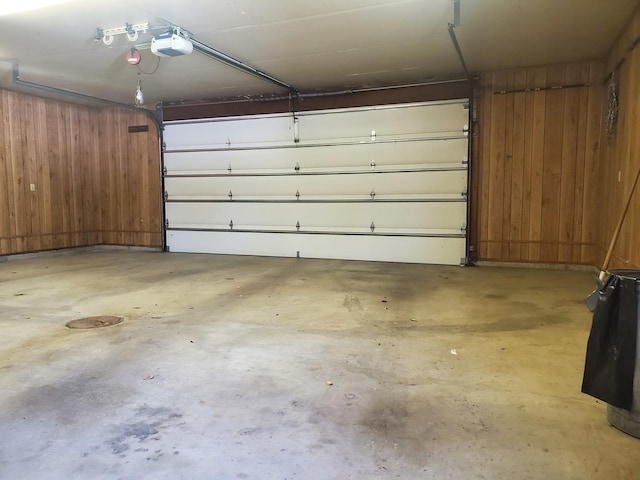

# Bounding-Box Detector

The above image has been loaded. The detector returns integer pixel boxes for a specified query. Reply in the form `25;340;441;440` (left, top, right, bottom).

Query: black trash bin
582;270;640;438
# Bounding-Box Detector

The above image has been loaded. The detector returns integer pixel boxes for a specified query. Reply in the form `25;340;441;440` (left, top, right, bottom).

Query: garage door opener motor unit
151;32;193;57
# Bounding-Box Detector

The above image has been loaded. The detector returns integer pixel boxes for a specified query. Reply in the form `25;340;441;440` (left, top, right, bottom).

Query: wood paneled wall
473;62;604;264
0;89;161;255
96;108;162;247
596;6;640;270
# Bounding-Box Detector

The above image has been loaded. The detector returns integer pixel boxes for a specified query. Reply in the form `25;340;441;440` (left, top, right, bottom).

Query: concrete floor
0;249;638;480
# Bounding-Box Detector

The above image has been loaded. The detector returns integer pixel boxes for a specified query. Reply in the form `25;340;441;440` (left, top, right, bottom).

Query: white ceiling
0;0;637;107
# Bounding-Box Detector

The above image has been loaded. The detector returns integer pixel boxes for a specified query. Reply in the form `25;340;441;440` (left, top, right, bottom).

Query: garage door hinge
228;164;232;174
228;190;233;200
295;190;300;200
163;191;168;201
463;125;469;137
162;141;166;151
462;156;468;165
370;189;376;200
371;160;376;170
229;220;233;230
460;223;467;233
461;188;468;198
371;129;376;142
164;218;169;228
296;221;300;231
370;221;375;232
294;162;300;173
162;166;167;176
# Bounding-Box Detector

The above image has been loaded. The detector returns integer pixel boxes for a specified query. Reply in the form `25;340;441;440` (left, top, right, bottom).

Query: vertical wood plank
509;69;527;261
540;65;566;263
49;102;64;249
501;71;515;260
10;91;27;252
528;67;547;262
61;104;73;246
90;113;101;245
487;71;507;260
70;106;81;246
23;94;39;252
95;112;106;245
572;64;590;264
558;64;581;263
478;75;492;260
129;116;140;246
0;91;10;254
580;62;603;266
520;67;536;261
104;109;115;244
139;115;151;245
36;100;53;250
116;111;125;244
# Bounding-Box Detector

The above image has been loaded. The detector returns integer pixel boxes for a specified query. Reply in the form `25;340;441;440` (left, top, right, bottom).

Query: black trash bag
582;274;638;409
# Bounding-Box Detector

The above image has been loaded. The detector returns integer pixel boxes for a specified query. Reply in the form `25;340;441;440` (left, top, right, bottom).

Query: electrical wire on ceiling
135;55;161;75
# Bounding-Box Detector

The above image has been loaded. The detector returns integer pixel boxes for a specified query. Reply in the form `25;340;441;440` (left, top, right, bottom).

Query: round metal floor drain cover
66;316;124;329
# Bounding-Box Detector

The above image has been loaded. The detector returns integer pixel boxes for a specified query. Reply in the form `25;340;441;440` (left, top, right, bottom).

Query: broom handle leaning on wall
599;160;640;282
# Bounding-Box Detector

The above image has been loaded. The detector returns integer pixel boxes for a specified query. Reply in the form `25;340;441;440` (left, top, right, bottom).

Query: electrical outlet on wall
29;183;36;191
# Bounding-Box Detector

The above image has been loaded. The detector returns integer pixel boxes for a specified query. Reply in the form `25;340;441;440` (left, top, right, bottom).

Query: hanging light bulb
126;47;141;65
135;80;144;106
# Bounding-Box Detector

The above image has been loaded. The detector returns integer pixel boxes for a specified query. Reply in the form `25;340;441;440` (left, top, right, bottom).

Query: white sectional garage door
163;100;469;265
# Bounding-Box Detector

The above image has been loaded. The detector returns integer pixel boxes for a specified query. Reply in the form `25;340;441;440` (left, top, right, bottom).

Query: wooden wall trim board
0;88;162;256
162;80;471;121
473;61;604;265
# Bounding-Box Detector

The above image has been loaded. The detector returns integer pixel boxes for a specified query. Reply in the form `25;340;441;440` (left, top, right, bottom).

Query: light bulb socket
134;81;144;106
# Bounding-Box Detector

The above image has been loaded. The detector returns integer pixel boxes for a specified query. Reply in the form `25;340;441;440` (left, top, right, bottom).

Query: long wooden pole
599;161;640;281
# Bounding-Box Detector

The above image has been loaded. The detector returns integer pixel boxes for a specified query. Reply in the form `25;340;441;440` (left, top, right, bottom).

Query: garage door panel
164;102;467;151
298;102;468;142
165;171;467;198
164;115;294;149
167;230;466;265
165;202;466;230
165;139;468;173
